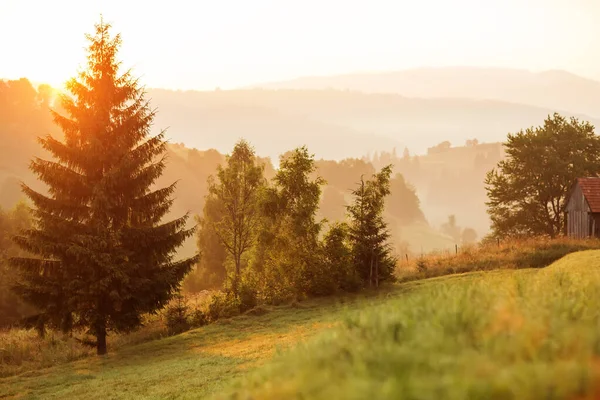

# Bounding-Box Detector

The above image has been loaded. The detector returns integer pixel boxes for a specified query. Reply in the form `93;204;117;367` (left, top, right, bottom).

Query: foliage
205;140;266;298
164;294;191;335
185;197;228;292
254;146;326;302
385;173;425;225
10;21;197;355
347;165;396;288
415;258;428;273
189;307;208;328
485;113;600;238
319;222;358;293
207;292;241;321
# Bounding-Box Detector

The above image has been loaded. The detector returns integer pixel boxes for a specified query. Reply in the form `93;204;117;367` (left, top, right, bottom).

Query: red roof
577;178;600;212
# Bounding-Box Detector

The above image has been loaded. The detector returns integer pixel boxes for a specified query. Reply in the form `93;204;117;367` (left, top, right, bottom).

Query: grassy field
0;291;393;399
3;249;600;399
221;250;600;400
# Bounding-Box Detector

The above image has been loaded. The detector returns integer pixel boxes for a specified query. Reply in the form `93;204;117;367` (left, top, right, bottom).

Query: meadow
3;241;600;399
220;250;600;400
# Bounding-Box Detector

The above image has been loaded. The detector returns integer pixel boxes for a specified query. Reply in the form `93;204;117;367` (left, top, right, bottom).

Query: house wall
565;183;592;238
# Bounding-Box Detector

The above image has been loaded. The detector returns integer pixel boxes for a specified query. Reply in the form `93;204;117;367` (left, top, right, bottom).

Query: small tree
485;113;600;238
321;222;357;293
441;215;461;243
347;165;396;288
10;21;197;355
185;197;228;292
206;139;265;298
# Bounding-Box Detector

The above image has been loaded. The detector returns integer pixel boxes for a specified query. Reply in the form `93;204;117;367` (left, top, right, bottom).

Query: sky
1;0;599;90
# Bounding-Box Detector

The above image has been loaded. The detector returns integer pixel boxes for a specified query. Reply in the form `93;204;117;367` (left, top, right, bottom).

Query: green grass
219;250;600;400
4;249;600;399
0;291;392;399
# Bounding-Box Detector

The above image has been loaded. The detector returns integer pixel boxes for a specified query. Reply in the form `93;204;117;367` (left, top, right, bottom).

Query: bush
164;294;190;335
416;258;428;273
189;308;208;328
207;292;241;321
239;282;258;313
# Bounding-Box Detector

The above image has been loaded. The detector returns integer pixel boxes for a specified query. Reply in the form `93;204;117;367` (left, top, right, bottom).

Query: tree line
1;21;397;355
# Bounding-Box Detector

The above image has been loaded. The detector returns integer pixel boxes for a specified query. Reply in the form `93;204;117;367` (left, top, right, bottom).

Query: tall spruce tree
347;165;395;288
10;20;197;355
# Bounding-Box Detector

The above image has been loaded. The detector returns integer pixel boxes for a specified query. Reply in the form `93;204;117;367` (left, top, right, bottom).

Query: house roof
575;177;600;213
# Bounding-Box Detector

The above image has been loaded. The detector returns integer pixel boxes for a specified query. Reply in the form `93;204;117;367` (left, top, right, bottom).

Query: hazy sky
1;0;599;90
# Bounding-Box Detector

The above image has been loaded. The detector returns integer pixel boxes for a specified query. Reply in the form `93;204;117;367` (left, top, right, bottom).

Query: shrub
239;282;258;313
189;308;208;328
416;258;428;273
207;292;241;321
164;294;190;335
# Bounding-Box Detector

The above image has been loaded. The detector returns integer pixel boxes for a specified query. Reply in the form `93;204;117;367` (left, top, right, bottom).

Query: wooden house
565;177;600;238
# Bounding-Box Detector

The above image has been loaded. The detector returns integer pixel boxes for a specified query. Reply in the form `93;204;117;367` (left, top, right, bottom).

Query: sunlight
3;1;600;399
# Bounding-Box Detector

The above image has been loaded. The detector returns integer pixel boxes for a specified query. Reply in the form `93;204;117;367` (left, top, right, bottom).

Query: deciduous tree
205;140;265;297
485;113;600;238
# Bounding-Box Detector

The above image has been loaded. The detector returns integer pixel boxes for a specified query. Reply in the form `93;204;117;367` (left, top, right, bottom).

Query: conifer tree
347;165;395;287
10;20;197;355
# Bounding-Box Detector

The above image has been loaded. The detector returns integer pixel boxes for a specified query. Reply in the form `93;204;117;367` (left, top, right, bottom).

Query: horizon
2;0;599;90
19;65;596;94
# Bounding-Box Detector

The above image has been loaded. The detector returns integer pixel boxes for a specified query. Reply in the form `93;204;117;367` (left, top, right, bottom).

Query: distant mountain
247;67;600;118
148;90;402;162
147;88;600;157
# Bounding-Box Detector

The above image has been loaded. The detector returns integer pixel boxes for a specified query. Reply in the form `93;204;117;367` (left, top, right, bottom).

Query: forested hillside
1;79;489;260
146;88;600;158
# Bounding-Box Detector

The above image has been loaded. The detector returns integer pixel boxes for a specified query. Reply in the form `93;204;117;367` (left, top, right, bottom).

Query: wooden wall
565;183;592;238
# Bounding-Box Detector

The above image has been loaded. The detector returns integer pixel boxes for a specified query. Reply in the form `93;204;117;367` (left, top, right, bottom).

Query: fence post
455;244;458;255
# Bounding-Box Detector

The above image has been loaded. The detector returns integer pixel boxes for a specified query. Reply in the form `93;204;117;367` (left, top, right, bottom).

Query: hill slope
147;87;600;158
219;250;600;399
3;249;600;399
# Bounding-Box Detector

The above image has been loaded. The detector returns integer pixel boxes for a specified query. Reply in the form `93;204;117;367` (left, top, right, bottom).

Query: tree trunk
375;257;379;289
96;321;107;356
369;253;374;288
234;254;241;298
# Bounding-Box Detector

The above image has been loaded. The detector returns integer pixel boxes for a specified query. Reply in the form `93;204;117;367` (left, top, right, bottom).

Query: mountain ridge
244;66;600;118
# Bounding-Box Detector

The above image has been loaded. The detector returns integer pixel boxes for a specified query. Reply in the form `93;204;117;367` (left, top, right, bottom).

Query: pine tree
347;165;395;288
10;20;197;355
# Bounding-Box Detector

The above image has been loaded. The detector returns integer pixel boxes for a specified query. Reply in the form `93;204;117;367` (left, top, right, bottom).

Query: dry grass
396;236;600;282
0;290;218;378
